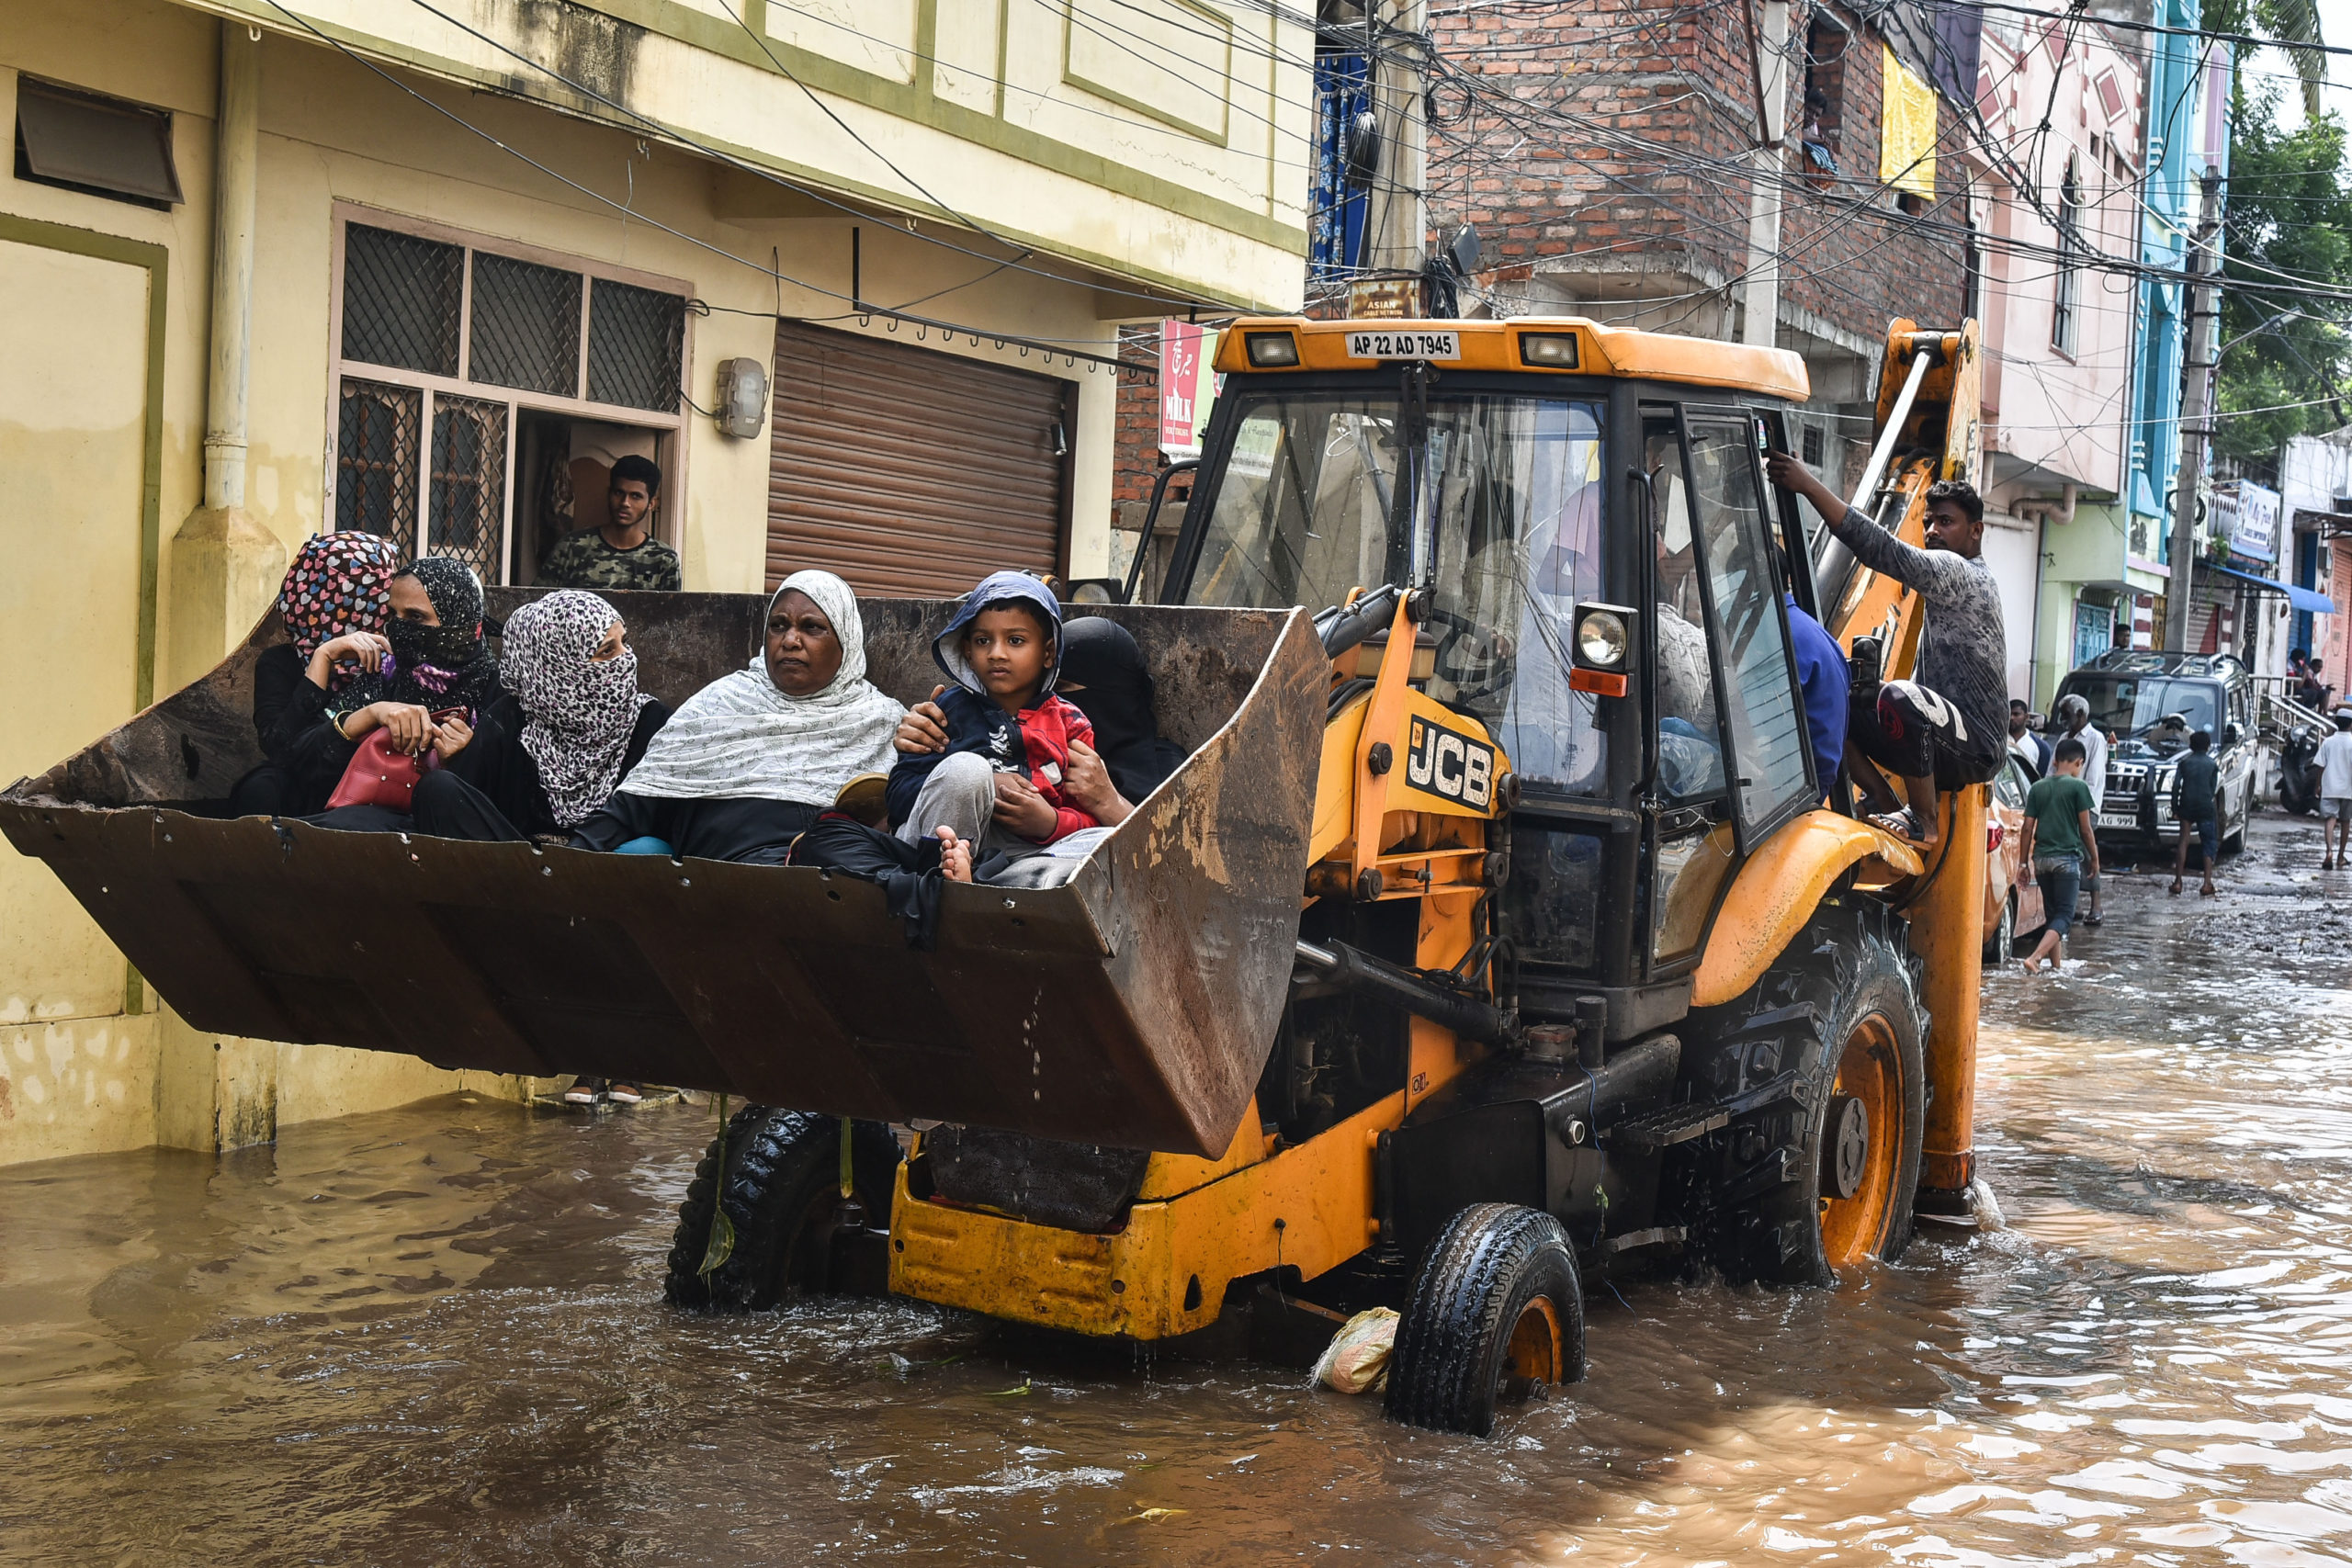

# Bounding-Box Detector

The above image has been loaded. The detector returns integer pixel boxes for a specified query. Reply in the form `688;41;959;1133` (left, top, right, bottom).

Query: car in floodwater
2052;650;2258;857
1985;753;2046;962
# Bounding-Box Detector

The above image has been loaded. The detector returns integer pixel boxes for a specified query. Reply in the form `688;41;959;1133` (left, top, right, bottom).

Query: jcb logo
1404;716;1495;809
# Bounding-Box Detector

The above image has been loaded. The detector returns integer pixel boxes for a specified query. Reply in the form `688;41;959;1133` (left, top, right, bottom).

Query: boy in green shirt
2019;737;2101;974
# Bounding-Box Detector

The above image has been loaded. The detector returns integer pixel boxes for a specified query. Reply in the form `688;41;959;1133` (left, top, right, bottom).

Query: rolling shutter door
767;321;1072;596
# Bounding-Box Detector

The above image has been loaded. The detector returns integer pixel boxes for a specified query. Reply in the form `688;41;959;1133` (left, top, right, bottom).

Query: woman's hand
894;687;951;755
991;771;1062;840
309;631;390;687
429;713;474;762
346;701;434;753
1061;739;1132;826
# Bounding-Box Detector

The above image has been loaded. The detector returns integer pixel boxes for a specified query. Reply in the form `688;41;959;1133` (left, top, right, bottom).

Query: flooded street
6;815;2350;1567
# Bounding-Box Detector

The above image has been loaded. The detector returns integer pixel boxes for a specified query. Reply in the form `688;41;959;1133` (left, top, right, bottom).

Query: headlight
1519;332;1580;367
1577;610;1628;668
1244;332;1301;367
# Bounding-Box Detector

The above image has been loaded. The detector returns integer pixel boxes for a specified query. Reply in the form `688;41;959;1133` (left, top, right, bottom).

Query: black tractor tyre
663;1106;902;1311
1685;900;1928;1288
1384;1202;1586;1438
1983;889;2014;967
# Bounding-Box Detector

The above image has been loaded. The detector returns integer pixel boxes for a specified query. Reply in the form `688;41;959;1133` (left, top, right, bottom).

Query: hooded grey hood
932;570;1065;699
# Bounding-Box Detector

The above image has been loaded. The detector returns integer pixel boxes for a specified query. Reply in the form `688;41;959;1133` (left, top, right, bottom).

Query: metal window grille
429;395;509;581
335;378;421;552
469;252;582;397
2052;165;2083;356
342;224;462;377
587;277;685;412
1802;424;1825;465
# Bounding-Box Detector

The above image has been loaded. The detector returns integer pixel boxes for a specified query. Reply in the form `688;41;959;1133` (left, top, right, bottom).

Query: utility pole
1353;0;1429;317
1740;0;1793;346
2163;169;2223;651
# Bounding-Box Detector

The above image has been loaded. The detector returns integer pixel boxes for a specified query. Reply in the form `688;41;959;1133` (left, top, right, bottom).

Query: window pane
469;253;582;397
334;378;421;553
429;394;508;582
1687;420;1813;828
1426;400;1609;794
15;77;183;207
586;277;685;412
1189;398;1404;612
1648;419;1723;800
342;225;462;377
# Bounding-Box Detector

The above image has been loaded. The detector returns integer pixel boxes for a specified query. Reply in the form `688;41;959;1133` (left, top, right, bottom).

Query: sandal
605;1080;645;1105
562;1077;606;1105
1867;807;1925;843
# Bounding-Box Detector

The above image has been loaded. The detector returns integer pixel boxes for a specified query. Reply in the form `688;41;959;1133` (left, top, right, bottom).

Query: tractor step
1608;1101;1730;1153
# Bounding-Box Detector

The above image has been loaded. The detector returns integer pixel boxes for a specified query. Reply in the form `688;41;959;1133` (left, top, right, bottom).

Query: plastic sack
1312;1306;1400;1395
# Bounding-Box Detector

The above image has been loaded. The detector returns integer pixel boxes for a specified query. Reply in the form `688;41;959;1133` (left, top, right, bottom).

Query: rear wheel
1686;901;1928;1286
664;1106;901;1310
1384;1202;1585;1437
1983;890;2014;966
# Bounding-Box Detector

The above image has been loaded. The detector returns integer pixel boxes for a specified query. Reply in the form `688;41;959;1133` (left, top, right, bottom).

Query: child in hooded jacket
886;570;1097;864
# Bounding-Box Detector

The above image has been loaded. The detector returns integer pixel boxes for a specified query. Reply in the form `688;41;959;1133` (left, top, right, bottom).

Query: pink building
1962;8;2145;707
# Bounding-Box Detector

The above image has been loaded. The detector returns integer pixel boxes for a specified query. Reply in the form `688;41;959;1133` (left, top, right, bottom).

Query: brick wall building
1430;0;1975;486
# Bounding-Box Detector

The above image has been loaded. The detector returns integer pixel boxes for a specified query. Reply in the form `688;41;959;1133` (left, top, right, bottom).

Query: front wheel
1384;1202;1586;1437
1984;889;2015;966
664;1106;901;1311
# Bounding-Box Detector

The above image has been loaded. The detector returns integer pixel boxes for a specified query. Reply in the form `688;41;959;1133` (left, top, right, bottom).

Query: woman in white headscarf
571;570;905;863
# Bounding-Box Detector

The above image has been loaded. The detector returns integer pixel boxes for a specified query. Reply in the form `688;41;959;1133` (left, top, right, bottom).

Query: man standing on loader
1767;455;2007;849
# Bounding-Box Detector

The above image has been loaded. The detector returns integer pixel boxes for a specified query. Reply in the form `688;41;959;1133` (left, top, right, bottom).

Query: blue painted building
2120;1;2229;639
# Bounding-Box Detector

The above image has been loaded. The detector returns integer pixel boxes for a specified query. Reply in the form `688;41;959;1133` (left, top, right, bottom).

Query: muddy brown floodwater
6;816;2351;1566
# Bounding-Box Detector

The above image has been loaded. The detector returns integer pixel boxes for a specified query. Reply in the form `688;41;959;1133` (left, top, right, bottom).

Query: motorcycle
2278;723;2323;816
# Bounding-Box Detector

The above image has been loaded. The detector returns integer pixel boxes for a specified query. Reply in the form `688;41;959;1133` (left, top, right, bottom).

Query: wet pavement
5;812;2351;1566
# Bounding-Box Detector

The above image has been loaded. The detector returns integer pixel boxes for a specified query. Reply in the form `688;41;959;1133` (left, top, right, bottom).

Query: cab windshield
1184;391;1608;794
2060;675;2221;739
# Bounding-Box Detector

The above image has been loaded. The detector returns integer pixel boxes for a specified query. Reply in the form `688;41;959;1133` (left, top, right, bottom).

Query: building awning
2217;563;2336;614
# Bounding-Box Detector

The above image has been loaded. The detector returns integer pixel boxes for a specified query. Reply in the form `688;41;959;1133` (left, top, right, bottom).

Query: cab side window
1685;419;1814;833
1645;419;1721;800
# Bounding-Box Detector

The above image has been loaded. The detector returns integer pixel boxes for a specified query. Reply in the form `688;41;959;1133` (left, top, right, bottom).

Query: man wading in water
1767;454;2008;850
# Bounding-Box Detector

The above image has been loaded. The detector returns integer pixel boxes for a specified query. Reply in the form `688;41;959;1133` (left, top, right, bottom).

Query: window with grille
328;211;689;582
2052;161;2082;356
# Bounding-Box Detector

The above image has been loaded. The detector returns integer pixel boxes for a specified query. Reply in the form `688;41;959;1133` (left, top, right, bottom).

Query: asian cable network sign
2211;479;2281;563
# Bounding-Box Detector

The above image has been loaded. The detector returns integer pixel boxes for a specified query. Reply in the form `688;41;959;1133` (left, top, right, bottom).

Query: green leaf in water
698;1092;733;1280
984;1377;1033;1398
698;1205;736;1279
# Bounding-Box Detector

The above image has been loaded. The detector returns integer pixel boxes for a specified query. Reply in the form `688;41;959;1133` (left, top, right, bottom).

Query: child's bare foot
935;825;973;883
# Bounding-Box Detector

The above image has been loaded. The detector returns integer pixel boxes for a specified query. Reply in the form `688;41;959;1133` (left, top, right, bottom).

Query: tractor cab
1159;317;1828;1041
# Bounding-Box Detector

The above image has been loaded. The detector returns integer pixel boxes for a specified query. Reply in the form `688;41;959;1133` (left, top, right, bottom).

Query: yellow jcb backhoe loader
1;314;1988;1438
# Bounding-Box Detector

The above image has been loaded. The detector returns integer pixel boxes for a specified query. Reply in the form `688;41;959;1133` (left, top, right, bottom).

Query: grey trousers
895;751;1028;862
895;750;1109;887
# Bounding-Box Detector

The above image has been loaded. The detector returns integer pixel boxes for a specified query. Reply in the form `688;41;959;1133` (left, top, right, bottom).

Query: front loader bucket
0;592;1326;1156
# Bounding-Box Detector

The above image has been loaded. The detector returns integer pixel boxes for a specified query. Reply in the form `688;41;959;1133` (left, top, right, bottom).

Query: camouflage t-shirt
538;530;682;592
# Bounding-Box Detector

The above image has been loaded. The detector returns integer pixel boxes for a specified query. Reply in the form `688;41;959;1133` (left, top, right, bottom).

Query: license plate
2096;813;2134;829
1344;330;1460;361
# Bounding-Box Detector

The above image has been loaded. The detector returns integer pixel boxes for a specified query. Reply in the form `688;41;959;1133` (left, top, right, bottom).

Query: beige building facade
0;0;1309;1166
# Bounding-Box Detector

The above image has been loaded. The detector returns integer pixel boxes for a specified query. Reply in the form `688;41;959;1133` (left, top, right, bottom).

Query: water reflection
3;819;2349;1564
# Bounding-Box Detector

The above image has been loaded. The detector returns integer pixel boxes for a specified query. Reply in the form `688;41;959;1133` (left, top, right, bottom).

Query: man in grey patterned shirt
1767;454;2007;851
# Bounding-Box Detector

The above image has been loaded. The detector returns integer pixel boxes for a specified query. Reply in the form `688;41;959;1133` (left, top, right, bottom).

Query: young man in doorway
539;454;683;592
1766;454;2008;851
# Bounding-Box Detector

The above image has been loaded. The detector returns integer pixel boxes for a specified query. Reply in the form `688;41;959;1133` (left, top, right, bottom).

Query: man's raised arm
1764;451;1976;605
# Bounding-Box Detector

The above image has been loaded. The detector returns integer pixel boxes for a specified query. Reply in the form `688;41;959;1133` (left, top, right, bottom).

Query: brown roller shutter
767;321;1074;596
